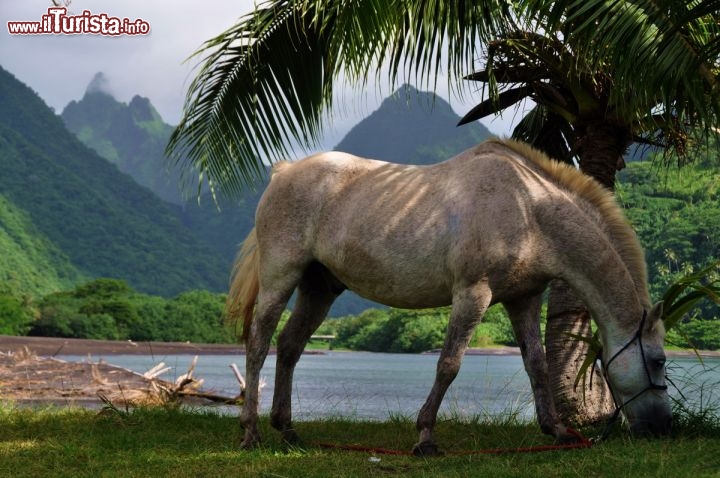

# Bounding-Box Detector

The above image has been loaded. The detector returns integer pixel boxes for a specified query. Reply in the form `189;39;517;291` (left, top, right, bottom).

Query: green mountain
335;84;492;163
60;73;266;265
0;65;227;297
61;73;184;205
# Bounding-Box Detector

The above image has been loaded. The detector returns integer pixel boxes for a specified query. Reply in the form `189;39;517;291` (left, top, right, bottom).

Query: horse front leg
240;290;290;449
503;295;578;443
414;283;491;456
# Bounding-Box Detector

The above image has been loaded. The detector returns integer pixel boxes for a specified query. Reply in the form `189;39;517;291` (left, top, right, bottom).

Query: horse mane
490;138;651;310
271;160;291;174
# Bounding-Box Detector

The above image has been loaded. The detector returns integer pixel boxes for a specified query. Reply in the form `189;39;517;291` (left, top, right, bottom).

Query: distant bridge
310;335;336;341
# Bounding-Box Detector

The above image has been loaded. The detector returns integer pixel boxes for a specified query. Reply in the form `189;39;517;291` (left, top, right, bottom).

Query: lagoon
58;352;719;421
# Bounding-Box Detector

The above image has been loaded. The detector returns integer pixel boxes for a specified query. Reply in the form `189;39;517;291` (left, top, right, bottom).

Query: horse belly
316;239;453;309
335;270;453;309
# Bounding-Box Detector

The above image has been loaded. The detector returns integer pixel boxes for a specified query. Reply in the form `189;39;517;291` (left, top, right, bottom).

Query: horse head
602;301;672;436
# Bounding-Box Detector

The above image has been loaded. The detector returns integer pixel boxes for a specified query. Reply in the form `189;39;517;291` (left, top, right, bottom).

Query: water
57;352;720;421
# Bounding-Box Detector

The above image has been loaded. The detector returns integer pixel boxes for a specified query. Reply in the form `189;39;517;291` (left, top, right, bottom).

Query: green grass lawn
1;404;719;477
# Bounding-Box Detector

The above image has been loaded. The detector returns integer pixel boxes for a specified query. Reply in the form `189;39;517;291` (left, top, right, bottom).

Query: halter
596;310;668;440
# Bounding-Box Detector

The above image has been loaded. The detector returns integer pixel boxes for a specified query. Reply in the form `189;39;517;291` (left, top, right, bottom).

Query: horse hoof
555;428;584;444
412;441;443;457
282;429;301;445
240;435;261;450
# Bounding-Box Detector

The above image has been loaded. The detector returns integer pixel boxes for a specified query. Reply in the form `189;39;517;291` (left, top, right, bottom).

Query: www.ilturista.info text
7;8;150;36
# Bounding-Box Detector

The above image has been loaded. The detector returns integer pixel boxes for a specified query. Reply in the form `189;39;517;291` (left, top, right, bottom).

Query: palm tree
167;0;720;424
456;0;719;424
461;1;720;175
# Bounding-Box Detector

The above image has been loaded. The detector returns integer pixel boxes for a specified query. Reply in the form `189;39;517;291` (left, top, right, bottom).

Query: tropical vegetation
16;278;232;344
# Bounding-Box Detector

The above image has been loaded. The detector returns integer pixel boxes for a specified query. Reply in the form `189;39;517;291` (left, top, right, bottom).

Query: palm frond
167;0;514;196
457;86;532;125
558;0;720;127
567;331;603;395
662;260;720;331
167;1;332;196
511;105;575;163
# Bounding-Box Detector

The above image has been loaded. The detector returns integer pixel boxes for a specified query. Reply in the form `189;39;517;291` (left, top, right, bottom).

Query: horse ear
647;301;664;326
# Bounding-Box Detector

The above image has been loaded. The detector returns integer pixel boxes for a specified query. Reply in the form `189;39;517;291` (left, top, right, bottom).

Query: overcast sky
2;0;519;151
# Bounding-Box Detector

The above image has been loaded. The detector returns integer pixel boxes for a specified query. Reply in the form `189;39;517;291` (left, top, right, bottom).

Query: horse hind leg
240;275;300;449
503;294;578;443
414;281;492;456
270;262;344;444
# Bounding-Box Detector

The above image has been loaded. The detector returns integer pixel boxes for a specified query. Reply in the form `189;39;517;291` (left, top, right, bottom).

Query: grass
1;404;719;478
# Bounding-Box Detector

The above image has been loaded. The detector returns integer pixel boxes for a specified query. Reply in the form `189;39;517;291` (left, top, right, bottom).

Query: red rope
315;428;593;456
316;442;413;456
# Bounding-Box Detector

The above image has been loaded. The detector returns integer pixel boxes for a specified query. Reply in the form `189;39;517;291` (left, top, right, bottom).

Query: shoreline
0;334;717;358
0;335;246;357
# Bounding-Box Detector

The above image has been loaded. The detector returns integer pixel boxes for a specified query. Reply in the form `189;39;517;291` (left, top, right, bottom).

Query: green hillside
0;66;227;297
618;149;720;321
1;62;717;344
0;194;84;297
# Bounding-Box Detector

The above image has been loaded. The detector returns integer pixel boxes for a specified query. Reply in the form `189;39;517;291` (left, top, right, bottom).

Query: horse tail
225;227;260;343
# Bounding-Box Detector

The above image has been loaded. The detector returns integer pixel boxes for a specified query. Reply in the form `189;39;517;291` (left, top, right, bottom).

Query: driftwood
0;347;261;408
157;361;266;405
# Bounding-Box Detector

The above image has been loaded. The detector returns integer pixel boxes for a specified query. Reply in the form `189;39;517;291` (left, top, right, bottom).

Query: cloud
84;71;112;96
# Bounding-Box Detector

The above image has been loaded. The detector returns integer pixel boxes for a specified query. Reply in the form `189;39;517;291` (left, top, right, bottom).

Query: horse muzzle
629;408;672;437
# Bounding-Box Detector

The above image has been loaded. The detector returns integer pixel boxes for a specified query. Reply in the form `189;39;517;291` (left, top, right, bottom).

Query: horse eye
654;358;666;368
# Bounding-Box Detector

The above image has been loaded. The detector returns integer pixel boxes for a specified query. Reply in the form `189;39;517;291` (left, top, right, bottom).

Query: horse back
254;144;579;307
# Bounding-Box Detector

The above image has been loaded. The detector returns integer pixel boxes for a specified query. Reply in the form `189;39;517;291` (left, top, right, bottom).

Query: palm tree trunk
544;121;632;426
546;281;615;425
575;121;631;189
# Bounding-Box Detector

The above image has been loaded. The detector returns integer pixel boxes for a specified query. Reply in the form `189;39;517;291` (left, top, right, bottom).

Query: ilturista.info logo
7;7;150;36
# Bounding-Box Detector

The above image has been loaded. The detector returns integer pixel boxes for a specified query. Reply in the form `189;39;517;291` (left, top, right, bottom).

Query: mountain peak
380;83;447;116
85;72;114;97
390;83;422;98
61;85;179;204
334;85;491;164
128;95;160;122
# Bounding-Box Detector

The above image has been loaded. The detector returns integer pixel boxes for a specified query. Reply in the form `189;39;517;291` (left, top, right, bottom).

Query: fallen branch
143;362;171;380
171;389;241;404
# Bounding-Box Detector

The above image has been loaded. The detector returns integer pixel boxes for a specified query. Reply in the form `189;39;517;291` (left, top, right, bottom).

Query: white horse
227;139;671;455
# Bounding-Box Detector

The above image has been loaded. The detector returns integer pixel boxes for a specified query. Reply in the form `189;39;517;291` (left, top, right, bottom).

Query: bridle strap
604;310;646;370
